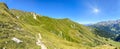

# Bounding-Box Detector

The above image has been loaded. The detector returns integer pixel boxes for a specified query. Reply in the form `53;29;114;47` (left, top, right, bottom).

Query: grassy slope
0;2;120;49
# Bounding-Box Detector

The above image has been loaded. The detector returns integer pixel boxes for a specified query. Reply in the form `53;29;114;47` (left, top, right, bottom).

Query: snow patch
11;37;23;43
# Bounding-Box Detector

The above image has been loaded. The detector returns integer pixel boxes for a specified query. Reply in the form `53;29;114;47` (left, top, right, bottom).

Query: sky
0;0;120;24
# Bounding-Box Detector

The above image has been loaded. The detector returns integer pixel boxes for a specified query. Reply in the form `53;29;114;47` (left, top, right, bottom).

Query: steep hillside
0;2;120;49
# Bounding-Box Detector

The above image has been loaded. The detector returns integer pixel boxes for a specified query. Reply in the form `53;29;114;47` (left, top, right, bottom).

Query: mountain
90;19;120;41
0;2;120;49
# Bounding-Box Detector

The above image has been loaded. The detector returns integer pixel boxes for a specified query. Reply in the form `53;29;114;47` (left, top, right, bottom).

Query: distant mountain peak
95;19;120;26
90;19;120;41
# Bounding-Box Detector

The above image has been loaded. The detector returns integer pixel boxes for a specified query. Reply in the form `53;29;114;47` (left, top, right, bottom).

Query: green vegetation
0;2;120;49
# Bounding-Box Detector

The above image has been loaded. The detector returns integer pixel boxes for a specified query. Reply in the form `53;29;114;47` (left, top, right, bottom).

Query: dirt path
36;33;47;49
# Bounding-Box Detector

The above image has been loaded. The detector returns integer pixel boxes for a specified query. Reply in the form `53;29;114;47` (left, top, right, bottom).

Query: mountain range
90;19;120;41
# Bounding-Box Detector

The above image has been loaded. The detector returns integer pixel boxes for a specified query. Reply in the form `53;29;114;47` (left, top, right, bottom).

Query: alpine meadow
0;0;120;49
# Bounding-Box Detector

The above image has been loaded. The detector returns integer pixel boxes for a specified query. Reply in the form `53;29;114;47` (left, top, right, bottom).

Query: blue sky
0;0;120;24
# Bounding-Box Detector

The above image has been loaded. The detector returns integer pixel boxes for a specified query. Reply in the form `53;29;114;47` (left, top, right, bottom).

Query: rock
16;16;19;19
31;12;37;19
71;24;75;28
2;47;6;49
5;41;8;44
11;37;23;43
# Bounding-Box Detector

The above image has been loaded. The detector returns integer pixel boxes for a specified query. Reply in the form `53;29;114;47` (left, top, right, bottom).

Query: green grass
0;2;120;49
